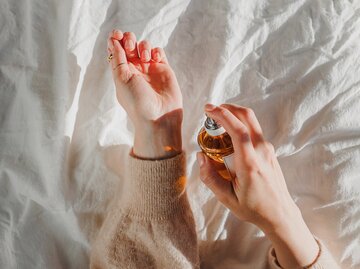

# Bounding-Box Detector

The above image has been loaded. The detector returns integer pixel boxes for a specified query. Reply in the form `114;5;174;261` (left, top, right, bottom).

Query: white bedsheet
1;0;359;268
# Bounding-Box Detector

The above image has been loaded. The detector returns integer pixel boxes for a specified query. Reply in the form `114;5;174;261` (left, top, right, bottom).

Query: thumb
197;152;237;207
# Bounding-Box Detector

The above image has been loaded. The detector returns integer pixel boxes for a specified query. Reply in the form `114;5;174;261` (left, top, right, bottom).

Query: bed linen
0;0;359;268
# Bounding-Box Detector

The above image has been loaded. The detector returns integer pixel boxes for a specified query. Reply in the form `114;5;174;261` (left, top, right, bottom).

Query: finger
122;32;138;58
111;29;123;41
220;104;264;145
197;152;238;209
204;104;257;165
107;37;114;53
107;29;123;53
111;39;132;84
151;47;168;64
138;40;152;62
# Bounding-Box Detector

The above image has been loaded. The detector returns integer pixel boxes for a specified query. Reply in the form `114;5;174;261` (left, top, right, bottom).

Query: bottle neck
205;126;226;136
204;116;226;136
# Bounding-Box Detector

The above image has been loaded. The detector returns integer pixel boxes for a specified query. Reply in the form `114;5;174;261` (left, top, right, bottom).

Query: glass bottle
197;116;235;180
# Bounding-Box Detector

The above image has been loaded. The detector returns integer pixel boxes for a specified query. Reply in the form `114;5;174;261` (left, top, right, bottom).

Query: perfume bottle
197;116;235;180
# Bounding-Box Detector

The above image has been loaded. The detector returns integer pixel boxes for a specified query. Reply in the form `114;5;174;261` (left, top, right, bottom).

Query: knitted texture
90;151;338;269
90;152;200;269
123;151;188;219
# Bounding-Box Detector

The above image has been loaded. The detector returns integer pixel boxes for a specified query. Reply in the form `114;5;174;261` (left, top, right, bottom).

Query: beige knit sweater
90;152;339;269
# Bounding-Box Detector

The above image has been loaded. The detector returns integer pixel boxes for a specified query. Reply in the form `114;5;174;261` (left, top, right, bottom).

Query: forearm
260;204;320;269
133;108;183;160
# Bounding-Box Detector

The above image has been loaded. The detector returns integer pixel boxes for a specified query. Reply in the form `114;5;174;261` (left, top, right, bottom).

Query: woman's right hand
197;103;319;269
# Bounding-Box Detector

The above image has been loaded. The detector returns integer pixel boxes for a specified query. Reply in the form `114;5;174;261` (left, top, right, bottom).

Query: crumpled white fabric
0;0;359;268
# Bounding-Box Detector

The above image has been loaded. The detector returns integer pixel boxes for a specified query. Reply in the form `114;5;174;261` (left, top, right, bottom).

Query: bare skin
107;29;182;160
197;104;320;268
108;30;319;269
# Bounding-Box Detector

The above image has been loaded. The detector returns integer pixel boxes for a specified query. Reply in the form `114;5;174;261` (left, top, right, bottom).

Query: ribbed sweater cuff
122;151;187;219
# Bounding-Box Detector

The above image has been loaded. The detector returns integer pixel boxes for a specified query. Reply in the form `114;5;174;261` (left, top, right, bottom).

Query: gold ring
107;54;113;62
113;62;126;70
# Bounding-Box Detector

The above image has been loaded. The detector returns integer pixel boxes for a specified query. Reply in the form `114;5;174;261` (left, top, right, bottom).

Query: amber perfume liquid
197;116;235;180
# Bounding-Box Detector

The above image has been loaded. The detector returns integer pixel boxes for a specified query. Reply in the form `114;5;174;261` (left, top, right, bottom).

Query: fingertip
151;47;168;64
112;29;123;40
205;103;217;112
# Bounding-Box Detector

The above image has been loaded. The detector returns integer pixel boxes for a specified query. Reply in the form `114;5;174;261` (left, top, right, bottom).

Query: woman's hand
197;103;319;269
107;30;183;159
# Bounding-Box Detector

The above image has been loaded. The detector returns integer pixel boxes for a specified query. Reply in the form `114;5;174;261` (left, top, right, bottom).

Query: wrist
261;204;319;268
259;201;301;234
133;110;183;160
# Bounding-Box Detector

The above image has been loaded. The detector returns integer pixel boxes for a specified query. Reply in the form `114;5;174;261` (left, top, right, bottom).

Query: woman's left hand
107;30;183;159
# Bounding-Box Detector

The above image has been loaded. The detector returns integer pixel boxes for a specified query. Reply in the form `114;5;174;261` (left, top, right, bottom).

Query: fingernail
197;152;205;167
154;52;161;61
142;50;150;61
205;103;217;112
113;29;121;37
125;39;134;50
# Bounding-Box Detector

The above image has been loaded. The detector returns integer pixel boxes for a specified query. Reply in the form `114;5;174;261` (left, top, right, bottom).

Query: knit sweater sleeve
90;151;200;269
267;239;340;269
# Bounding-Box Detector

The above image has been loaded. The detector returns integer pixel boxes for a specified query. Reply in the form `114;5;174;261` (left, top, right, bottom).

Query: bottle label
223;153;236;179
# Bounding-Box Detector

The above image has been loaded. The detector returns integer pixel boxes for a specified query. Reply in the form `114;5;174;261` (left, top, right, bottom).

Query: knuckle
221;103;237;110
242;156;256;168
241;132;251;143
217;106;229;117
263;141;275;153
219;103;231;110
124;32;136;40
247;166;261;179
254;134;265;144
139;40;150;47
154;47;164;54
234;131;250;143
244;107;255;118
263;151;273;162
262;142;275;162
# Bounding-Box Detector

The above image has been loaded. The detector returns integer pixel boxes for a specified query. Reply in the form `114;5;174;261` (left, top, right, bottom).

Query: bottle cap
204;116;226;136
